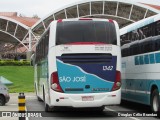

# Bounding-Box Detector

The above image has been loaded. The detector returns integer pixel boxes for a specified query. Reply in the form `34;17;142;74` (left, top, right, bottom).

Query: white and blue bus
34;18;121;112
120;14;160;113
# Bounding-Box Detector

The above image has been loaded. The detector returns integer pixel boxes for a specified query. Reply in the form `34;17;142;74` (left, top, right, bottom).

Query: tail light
112;71;121;91
51;72;63;92
57;19;63;23
109;19;114;23
79;18;93;20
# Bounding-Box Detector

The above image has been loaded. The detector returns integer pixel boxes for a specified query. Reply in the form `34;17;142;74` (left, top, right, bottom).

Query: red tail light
57;19;63;23
66;42;106;45
109;19;114;23
51;72;63;92
112;71;121;91
79;18;93;20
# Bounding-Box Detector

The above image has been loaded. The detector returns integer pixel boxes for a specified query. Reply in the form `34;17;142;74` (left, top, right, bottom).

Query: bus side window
156;21;160;35
142;37;152;53
139;41;144;54
154;36;160;51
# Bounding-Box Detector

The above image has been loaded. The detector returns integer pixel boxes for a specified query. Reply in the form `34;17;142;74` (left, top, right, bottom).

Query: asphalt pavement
0;93;159;120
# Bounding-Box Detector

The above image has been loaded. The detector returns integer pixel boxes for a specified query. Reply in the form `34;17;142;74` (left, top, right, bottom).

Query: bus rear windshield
56;21;117;45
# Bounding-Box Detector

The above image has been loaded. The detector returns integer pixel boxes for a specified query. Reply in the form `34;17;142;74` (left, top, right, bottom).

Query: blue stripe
122;79;160;105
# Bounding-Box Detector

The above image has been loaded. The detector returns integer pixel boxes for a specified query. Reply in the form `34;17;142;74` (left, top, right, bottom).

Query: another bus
34;18;121;112
120;14;160;113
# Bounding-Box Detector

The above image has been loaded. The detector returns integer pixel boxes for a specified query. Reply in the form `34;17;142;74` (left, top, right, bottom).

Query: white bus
34;18;121;112
120;14;160;113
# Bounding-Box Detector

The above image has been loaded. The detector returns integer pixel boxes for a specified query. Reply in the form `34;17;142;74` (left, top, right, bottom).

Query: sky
0;0;160;18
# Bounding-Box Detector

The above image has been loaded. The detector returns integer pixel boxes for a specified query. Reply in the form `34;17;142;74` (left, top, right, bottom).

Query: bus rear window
56;21;117;45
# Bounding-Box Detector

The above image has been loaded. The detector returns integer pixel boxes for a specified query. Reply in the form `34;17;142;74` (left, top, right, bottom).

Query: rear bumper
49;89;121;108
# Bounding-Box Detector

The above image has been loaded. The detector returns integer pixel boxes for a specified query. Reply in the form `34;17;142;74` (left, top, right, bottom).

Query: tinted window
56;21;117;45
35;30;49;63
153;35;160;51
156;21;160;36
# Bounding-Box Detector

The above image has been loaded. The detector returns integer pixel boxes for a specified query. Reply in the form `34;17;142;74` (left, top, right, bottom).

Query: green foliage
0;60;30;66
0;66;34;93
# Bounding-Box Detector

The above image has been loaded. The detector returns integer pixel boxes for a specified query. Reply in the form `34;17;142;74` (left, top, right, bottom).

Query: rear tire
37;96;42;102
35;84;42;102
94;106;105;112
151;89;159;113
0;95;5;106
43;88;52;112
45;103;52;112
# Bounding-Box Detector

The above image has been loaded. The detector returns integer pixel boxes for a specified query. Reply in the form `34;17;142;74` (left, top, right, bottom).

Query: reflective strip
125;89;151;94
135;90;145;94
121;89;125;92
126;89;135;92
146;91;151;95
18;106;25;111
18;99;25;103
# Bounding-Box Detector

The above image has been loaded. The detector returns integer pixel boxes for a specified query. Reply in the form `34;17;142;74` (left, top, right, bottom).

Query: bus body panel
122;54;160;105
35;18;121;108
48;89;121;107
54;45;120;94
120;14;160;111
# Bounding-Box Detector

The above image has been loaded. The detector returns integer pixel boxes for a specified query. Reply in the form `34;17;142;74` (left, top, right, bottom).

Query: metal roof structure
31;0;160;37
0;16;30;52
0;13;39;56
0;0;160;60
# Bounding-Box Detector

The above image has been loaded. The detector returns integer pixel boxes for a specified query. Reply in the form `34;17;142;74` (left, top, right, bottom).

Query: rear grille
60;53;112;64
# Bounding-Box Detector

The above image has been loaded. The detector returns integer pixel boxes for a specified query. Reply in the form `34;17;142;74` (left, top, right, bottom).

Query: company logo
61;46;71;52
2;112;11;117
1;112;42;117
59;76;86;82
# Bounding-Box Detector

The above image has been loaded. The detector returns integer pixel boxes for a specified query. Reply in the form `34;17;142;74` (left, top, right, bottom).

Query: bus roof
120;14;160;36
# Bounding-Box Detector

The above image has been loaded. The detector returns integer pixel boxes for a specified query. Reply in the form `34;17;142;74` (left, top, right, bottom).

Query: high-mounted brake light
109;19;114;23
66;42;106;45
57;19;63;23
79;18;93;20
112;71;121;91
51;72;63;92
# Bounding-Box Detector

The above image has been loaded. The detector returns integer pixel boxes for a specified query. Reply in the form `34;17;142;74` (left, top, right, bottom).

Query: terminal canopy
0;16;30;53
32;0;160;37
0;13;39;55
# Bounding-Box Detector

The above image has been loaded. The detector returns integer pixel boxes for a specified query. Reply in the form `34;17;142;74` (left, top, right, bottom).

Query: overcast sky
0;0;160;18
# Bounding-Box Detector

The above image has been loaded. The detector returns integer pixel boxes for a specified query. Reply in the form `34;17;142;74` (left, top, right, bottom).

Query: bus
34;18;121;112
120;14;160;113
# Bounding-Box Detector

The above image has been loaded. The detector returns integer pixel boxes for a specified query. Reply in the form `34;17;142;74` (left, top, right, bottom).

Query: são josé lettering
59;76;86;82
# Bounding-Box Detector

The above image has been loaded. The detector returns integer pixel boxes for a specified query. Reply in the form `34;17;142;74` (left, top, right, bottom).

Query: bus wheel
45;103;52;112
94;106;105;112
35;84;42;102
151;89;159;113
43;89;52;112
0;95;5;106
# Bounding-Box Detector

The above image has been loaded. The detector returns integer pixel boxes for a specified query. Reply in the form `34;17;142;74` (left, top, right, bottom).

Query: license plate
82;96;94;101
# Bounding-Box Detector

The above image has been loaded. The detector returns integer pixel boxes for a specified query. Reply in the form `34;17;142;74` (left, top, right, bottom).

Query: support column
26;29;32;61
26;51;32;61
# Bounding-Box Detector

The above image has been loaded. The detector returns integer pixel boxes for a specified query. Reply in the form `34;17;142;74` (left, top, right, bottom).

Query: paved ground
0;93;18;120
0;93;159;120
0;93;35;120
